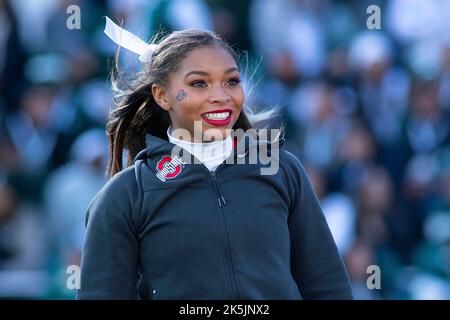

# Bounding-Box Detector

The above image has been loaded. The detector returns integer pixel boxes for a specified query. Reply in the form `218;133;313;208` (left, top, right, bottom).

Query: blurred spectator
406;80;449;155
386;0;450;80
146;0;213;33
357;165;416;255
206;0;252;52
306;164;356;257
344;238;382;300
349;31;411;188
288;82;354;169
42;128;107;297
250;0;327;79
333;119;377;194
0;182;48;297
0;0;28;113
1;85;73;201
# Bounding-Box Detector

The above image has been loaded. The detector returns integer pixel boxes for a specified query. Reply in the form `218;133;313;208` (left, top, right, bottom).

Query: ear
152;83;171;111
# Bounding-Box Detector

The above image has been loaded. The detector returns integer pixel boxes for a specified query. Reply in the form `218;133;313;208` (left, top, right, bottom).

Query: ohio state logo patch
156;155;186;182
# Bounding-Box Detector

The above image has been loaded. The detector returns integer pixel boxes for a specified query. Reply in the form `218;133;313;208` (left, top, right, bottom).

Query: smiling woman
151;46;244;142
104;24;256;176
76;18;353;300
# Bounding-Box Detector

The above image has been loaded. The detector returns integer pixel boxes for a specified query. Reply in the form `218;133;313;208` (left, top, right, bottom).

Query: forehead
177;46;238;74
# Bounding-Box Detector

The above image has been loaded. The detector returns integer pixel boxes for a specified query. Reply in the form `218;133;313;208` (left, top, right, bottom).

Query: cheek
175;93;203;120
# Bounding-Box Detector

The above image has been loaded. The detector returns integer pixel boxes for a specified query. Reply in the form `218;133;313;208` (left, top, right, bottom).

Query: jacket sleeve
76;167;141;299
284;152;353;299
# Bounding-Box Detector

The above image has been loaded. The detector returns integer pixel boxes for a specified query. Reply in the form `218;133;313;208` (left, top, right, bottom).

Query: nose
208;86;231;104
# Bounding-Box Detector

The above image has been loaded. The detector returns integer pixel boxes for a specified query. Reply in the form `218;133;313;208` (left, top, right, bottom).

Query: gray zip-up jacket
77;131;353;300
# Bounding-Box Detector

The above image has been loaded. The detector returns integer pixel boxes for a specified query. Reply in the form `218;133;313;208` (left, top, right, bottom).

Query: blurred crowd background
1;0;450;299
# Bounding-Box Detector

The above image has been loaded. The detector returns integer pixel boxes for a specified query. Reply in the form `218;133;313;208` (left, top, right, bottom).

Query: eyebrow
184;67;239;79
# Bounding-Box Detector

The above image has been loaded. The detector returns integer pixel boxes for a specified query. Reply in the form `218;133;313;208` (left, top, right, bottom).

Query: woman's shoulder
101;165;140;196
85;164;142;229
276;148;315;195
88;165;141;214
278;149;306;177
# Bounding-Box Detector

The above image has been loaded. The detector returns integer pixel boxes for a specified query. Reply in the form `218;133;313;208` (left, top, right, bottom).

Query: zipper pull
216;187;227;207
211;171;227;207
221;195;227;206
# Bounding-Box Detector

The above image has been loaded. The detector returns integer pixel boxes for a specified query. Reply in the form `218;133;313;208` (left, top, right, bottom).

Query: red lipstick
201;108;232;126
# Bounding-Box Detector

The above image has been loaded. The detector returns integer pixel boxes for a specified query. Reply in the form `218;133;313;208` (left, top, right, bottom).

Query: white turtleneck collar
166;126;233;172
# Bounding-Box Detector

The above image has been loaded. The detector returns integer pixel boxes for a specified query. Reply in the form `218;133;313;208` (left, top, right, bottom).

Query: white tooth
204;112;230;120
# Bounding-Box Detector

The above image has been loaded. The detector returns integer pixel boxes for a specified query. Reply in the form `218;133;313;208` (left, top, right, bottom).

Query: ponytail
105;84;171;178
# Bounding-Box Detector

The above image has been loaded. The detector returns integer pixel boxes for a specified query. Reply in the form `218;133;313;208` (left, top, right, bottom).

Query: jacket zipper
210;171;240;299
211;171;227;207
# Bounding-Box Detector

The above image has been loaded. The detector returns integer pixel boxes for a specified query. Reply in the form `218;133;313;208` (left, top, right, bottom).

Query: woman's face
153;45;244;142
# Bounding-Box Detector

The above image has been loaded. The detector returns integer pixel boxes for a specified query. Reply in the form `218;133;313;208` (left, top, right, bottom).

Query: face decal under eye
176;89;187;101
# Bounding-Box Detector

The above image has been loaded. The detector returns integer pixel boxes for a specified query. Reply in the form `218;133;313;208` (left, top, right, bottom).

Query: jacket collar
134;129;285;163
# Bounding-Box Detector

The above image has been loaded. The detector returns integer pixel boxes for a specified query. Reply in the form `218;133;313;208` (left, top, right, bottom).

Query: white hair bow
104;16;157;63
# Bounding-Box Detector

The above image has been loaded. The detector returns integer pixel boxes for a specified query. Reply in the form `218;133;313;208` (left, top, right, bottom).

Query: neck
167;126;228;144
166;125;233;171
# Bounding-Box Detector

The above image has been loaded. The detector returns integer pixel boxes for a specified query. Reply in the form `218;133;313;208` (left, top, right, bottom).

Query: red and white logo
156;155;186;182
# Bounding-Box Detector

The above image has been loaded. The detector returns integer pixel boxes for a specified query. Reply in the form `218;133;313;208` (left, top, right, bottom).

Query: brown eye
227;78;241;87
191;80;207;88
